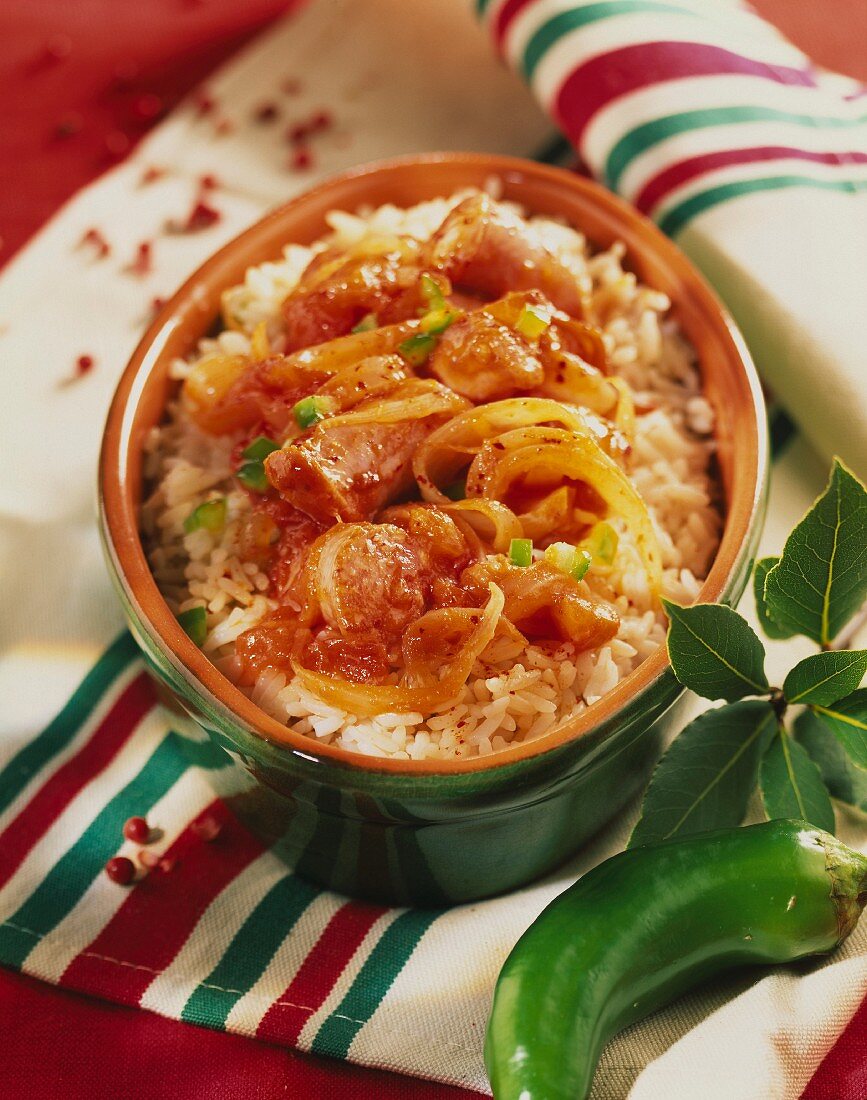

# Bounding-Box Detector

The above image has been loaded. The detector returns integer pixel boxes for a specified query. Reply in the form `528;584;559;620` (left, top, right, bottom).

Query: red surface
0;0;864;1096
0;968;483;1100
0;0;292;264
802;993;867;1100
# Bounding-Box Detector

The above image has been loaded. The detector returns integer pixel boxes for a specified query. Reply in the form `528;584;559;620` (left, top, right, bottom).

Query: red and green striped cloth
477;0;867;476
0;636;442;1060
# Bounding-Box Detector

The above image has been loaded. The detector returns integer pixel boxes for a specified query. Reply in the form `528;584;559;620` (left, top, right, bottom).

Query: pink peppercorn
308;109;332;133
104;130;131;159
195;91;216;116
140;165;165;185
123;816;151;843
105;856;136;885
254;102;279;123
132;93;164;123
80;228;110;257
187;200;220;229
127;241;153;276
192;815;222;842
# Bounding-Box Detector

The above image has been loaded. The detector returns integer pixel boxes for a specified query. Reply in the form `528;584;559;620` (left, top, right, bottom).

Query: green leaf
662;600;770;702
764;459;867;646
811;689;867;770
753;557;796;640
628;700;777;847
783;650;867;706
796;709;867;812
759;731;836;833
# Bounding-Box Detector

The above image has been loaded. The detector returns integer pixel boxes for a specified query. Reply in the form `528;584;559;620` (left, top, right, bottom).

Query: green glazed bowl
98;153;768;906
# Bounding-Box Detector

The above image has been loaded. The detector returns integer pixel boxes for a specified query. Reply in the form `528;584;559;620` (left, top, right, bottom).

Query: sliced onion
323;379;469;429
467;426;662;593
315;355;407;409
293;583;504;716
439;498;524;554
514;485;574;542
544;316;608;374
414;397;602;502
265;318;421;383
537;350;619;416
608;376;636;442
182;354;249;431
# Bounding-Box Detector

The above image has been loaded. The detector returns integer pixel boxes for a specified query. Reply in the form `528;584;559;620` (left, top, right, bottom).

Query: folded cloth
0;1;865;1098
476;0;867;476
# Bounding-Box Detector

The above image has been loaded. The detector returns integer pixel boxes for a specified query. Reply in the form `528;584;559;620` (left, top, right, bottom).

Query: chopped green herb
509;537;533;568
543;542;593;582
293;395;330;429
420;272;446;310
236;460;270;493
443;479;466;501
544;541;576;574
242;435;279;461
571;549;592;581
515;303;552;340
399;332;438;366
583;521;618;565
177;605;207;646
420;308;457;336
184;497;227;534
351;312;379;333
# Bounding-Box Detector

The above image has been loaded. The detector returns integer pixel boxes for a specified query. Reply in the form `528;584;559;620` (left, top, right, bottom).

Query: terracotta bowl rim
99;151;768;779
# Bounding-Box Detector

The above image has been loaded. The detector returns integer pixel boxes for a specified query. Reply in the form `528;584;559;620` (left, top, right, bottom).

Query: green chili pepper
177;605;207;647
419;308;457;336
242;435;280;461
508;538;533;568
183;497;226;534
485;820;867;1100
419;272;447;310
293;395;330;429
235;436;279;493
236;460;270;493
398;331;438;366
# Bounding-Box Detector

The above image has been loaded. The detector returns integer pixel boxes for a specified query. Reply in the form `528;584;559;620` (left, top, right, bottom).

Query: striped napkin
0;1;865;1097
477;0;867;477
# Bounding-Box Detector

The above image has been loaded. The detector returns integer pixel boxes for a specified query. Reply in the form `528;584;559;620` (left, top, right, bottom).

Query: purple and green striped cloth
1;0;865;1096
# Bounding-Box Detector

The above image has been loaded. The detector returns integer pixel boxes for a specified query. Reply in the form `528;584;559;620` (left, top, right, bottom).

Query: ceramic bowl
99;153;767;906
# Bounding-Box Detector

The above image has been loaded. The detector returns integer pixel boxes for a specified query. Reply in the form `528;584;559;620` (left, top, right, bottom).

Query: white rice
142;187;722;760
